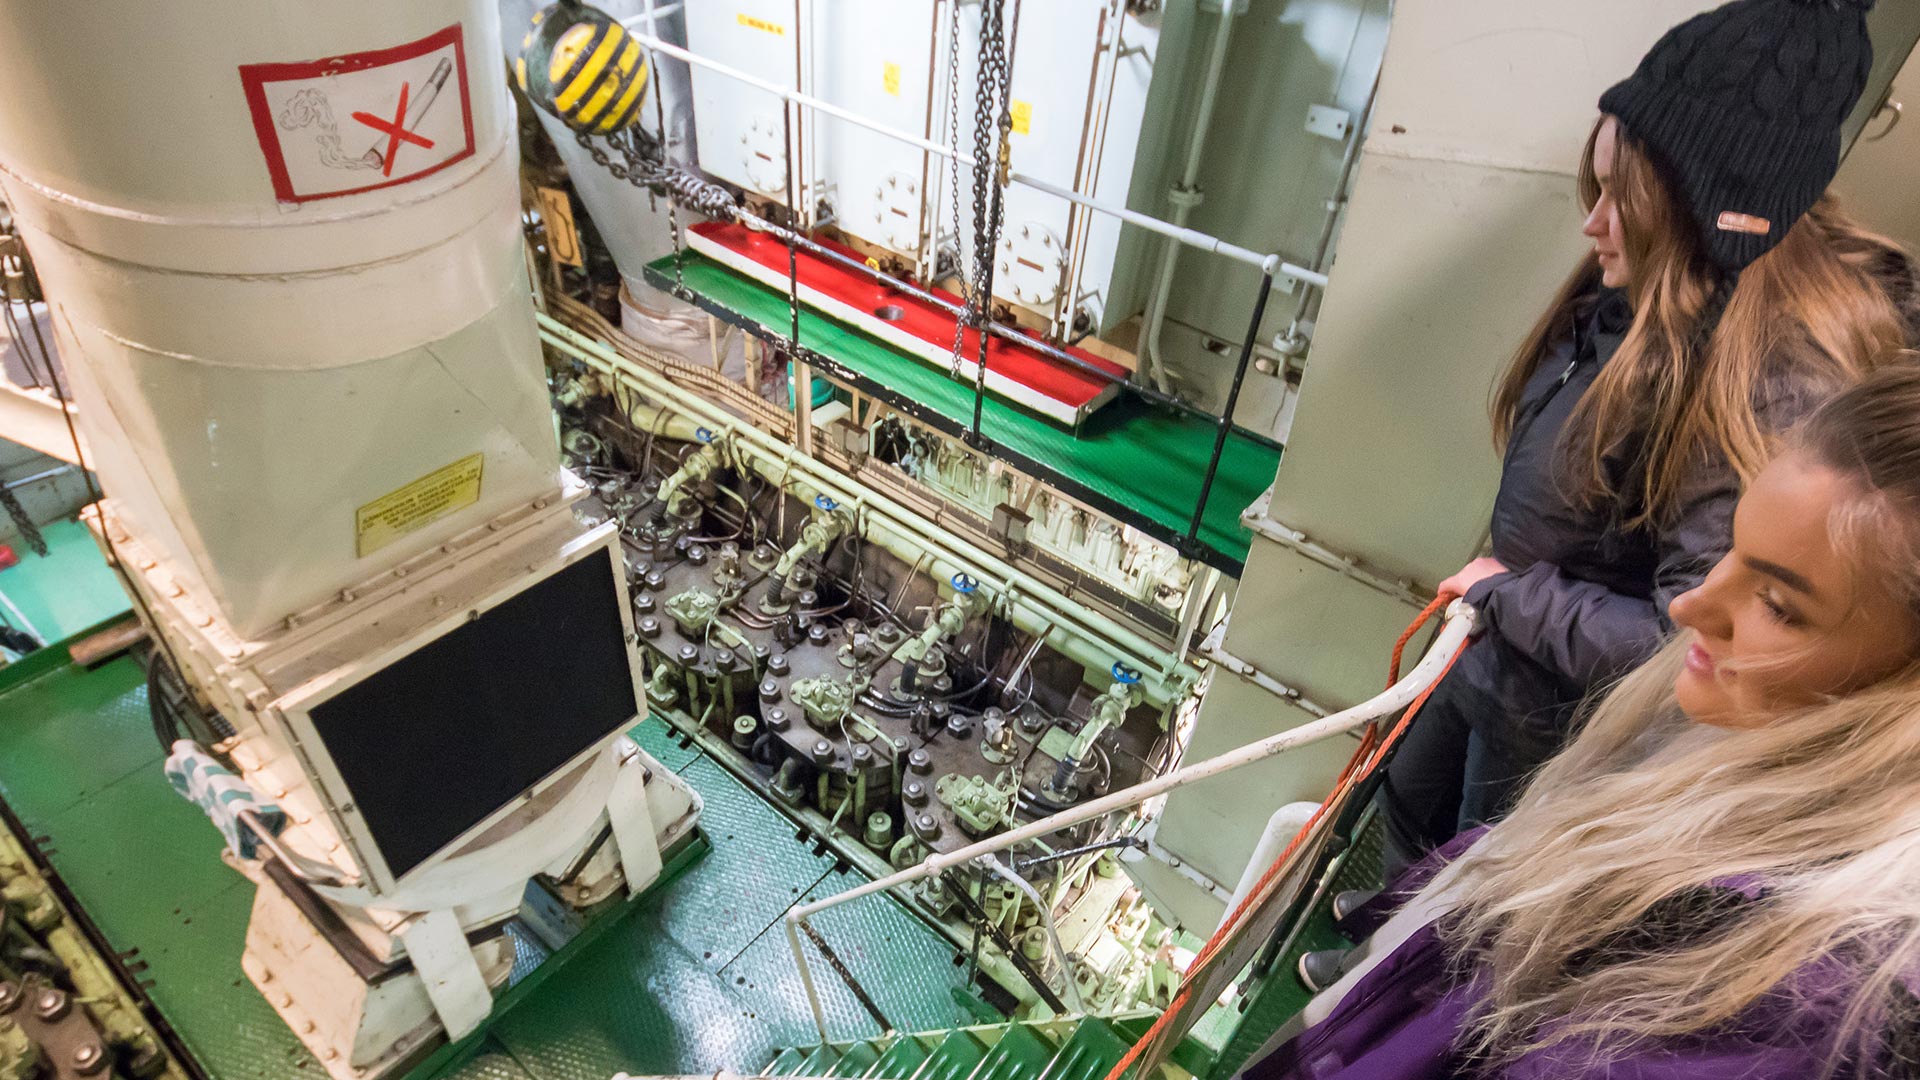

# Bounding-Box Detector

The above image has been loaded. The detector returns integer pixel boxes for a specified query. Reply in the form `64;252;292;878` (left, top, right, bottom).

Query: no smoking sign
240;25;476;203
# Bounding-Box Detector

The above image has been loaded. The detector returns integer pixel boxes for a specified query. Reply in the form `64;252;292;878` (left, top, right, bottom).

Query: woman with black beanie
1346;0;1920;951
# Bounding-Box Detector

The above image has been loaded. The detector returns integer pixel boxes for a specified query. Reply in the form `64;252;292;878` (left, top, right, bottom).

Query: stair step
866;1036;931;1079
966;1023;1058;1080
911;1031;989;1080
837;1042;882;1076
1035;1020;1131;1080
796;1044;844;1077
765;1047;811;1076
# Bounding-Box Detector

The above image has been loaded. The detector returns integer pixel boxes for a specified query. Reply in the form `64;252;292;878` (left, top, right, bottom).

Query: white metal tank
0;0;561;638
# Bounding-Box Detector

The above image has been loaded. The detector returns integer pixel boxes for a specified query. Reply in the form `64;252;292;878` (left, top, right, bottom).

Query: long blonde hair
1432;365;1920;1073
1491;119;1909;529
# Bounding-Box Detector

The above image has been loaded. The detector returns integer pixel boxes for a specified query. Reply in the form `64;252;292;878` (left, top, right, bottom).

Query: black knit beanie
1599;0;1876;272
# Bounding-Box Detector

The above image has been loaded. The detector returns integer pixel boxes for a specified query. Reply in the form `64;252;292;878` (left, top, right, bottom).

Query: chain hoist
944;0;971;379
962;0;1016;437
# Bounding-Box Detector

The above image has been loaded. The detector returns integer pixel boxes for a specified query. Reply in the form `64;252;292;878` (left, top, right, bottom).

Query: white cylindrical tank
0;0;560;638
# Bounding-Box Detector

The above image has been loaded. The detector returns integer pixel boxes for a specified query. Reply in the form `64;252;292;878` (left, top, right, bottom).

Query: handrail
624;29;1325;289
782;602;1480;1042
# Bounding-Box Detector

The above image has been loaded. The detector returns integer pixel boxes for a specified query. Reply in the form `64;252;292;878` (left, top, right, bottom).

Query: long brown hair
1491;119;1908;528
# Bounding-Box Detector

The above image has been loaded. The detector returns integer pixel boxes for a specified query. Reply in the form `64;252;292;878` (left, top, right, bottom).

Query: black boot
1296;947;1351;993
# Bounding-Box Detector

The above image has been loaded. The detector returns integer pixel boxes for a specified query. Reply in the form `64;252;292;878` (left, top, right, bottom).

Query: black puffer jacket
1451;247;1920;750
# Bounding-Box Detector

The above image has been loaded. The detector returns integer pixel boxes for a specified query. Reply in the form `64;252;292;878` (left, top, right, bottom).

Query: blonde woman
1373;0;1920;910
1251;363;1920;1078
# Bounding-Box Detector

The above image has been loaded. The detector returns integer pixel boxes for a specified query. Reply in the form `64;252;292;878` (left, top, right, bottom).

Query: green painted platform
640;253;1282;570
1;516;131;646
0;539;981;1079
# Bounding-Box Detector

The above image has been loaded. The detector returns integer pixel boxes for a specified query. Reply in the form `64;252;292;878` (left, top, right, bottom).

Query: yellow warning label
737;13;784;35
535;185;584;267
1009;99;1032;136
882;61;902;97
355;454;485;558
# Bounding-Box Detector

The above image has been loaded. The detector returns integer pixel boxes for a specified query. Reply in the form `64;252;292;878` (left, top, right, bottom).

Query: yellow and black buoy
517;0;650;135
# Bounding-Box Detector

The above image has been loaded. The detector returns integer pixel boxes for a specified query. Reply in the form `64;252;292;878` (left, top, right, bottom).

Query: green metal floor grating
1;515;132;647
636;253;1283;571
0;644;979;1077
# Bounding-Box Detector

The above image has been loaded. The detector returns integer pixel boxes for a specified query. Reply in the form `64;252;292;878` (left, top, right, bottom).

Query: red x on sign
352;82;436;177
239;25;475;203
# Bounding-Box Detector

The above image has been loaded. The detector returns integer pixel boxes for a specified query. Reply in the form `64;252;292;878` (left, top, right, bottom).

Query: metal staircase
758;1013;1214;1080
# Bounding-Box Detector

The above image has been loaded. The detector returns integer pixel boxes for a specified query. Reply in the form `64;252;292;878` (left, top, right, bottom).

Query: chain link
945;0;970;379
963;0;1015;401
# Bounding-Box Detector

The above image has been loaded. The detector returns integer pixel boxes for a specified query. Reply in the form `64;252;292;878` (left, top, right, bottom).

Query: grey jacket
1456;249;1920;738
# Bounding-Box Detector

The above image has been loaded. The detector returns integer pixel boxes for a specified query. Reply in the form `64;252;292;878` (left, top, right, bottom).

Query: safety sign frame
239;24;477;203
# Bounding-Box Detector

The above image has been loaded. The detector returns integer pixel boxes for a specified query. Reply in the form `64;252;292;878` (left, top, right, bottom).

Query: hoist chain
573;127;741;297
945;0;971;379
963;0;1015;435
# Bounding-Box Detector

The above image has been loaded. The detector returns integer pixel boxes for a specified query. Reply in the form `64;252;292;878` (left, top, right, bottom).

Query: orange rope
1098;592;1463;1080
1389;594;1455;687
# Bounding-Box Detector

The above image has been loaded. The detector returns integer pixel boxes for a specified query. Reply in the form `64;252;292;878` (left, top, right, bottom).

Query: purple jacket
1245;830;1902;1080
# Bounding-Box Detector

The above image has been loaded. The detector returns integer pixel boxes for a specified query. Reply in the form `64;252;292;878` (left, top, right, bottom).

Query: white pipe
1140;4;1238;394
976;854;1087;1014
782;604;1478;1039
623;30;1326;289
1221;800;1320;929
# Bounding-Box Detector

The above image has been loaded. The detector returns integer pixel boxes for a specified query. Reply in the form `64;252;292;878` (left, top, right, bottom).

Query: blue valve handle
950;572;979;594
815;494;838;511
695;426;715;443
1111;662;1142;685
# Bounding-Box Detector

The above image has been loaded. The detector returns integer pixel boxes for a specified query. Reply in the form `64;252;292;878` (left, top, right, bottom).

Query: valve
1040;661;1145;805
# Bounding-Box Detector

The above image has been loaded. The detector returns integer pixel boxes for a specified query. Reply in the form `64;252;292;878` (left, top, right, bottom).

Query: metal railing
781;602;1479;1043
616;19;1329;561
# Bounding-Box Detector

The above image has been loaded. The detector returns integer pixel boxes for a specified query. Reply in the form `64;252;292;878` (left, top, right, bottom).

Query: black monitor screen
309;546;637;880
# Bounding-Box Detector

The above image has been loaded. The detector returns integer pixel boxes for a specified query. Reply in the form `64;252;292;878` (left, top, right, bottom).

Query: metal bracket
1195;622;1332;719
1240;485;1431;609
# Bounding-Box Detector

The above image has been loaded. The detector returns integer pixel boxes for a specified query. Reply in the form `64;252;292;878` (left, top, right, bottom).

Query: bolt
644;570;665;591
767;652;790;676
687;544;708;565
713;647;735;669
766;707;791;731
811;739;835;765
914;814;941;840
760;679;782;703
807;623;830;646
638;616;660;639
851;743;873;765
677;644;700;664
35;988;69;1020
908;749;933;774
903;781;928;806
635;593;656;614
71;1042;106;1075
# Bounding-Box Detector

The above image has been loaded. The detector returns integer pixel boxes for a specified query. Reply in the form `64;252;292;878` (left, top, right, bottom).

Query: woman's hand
1439;557;1511;599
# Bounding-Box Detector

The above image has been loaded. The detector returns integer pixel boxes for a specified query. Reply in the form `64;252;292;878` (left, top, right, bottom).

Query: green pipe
542;317;1195;705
